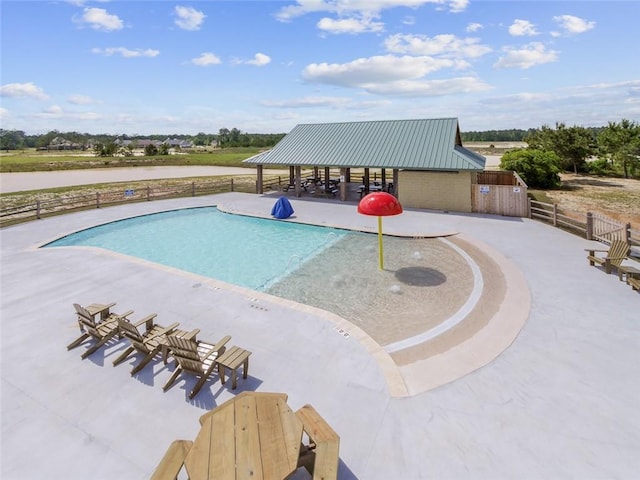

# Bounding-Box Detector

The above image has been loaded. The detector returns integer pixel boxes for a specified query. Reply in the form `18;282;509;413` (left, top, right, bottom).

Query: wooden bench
216;345;251;390
296;404;340;480
150;439;192;480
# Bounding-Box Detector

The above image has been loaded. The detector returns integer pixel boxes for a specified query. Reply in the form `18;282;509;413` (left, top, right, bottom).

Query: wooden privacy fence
472;171;528;217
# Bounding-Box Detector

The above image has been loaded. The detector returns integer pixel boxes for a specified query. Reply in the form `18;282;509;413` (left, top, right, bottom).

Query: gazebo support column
289;166;295;185
295;166;302;197
256;165;264;194
339;168;347;201
381;168;386;189
392;169;399;196
364;168;370;193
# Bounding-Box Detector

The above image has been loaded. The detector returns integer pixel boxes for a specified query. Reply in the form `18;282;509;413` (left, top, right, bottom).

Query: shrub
584;158;615;176
500;149;562;188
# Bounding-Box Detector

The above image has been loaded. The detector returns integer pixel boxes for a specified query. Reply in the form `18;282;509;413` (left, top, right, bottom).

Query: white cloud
384;33;491;59
33;105;102;121
246;53;271;66
304;55;458;86
43;105;64;115
466;22;483;33
553;15;595;34
364;76;491;96
0;82;48;100
261;96;352;108
91;47;160;58
508;19;538;36
67;94;98;105
191;52;222;66
302;55;489;96
275;0;468;22
317;16;384;34
74;7;123;32
0;107;9;120
494;42;558;69
174;6;206;31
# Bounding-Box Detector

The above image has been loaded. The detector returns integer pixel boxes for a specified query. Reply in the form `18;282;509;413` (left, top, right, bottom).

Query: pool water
45;207;349;291
45;206;483;352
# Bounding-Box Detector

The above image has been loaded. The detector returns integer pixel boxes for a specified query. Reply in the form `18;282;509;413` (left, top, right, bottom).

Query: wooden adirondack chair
162;330;231;399
112;314;180;375
586;239;630;274
67;303;133;359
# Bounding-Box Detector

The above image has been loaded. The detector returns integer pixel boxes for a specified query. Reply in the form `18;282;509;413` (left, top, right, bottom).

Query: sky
1;0;639;136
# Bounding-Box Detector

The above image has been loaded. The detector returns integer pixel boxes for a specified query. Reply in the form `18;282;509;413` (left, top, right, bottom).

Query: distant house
48;136;81;150
244;117;489;213
163;138;193;148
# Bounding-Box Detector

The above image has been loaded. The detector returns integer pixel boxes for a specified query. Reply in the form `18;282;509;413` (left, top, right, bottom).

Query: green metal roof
244;118;485;171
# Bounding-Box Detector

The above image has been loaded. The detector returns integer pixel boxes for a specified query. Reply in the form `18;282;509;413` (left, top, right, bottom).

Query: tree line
500;119;640;187
0;128;286;151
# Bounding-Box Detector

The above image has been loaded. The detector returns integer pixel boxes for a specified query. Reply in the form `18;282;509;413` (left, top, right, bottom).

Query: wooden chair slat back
167;335;201;362
74;303;97;326
118;318;147;349
609;240;630;266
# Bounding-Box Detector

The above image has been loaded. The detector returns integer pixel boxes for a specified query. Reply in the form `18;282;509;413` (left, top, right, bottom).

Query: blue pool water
44;207;349;290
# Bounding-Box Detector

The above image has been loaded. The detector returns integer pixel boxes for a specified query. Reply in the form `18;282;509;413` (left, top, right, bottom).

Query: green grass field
0;147;264;173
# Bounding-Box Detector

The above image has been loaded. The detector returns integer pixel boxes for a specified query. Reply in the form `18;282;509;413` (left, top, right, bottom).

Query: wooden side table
216;346;251;390
618;265;640;282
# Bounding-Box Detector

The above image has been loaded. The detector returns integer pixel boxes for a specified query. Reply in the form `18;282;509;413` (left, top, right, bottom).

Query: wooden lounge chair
586;239;630;274
112;314;180;375
67;303;133;359
162;330;231;399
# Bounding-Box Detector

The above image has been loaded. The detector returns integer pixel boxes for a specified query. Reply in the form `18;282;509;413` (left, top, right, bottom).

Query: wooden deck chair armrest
141;313;159;331
202;335;232;360
114;310;135;320
183;328;200;340
606;256;627;260
585;248;608;253
146;322;180;341
131;313;157;328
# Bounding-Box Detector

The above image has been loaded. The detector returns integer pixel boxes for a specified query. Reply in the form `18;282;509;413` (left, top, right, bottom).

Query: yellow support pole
378;216;384;270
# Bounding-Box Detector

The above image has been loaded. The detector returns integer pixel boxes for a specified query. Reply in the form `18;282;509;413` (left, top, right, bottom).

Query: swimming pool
45;207;350;291
44;206;482;351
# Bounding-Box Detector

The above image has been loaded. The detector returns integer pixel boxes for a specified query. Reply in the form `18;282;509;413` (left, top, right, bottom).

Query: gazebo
243;118;486;213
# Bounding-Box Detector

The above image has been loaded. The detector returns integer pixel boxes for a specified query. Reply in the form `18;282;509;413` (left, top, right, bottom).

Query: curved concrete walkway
1;192;638;479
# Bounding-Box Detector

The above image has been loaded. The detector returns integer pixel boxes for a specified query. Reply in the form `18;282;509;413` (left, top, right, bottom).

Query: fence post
36;200;41;219
147;186;151;201
528;198;532;219
231;178;234;192
586;212;593;240
96;192;100;209
192;182;196;197
626;223;631;244
553;204;557;227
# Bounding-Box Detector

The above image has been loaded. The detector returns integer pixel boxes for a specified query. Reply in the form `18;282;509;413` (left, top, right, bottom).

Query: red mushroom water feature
357;192;403;270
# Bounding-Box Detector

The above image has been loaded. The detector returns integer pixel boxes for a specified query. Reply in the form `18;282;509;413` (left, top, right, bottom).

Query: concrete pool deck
1;192;639;479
